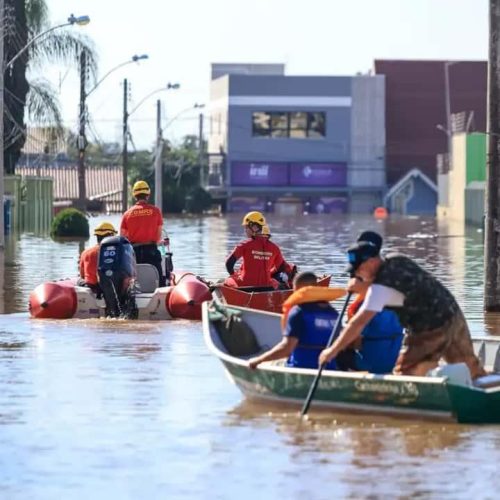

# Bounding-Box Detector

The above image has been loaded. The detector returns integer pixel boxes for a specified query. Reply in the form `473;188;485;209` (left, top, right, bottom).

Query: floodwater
0;214;499;499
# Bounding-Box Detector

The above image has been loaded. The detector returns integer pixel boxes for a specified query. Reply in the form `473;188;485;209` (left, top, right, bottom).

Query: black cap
345;241;380;276
357;231;383;253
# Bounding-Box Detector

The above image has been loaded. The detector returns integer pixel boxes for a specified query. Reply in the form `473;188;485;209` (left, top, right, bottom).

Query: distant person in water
248;272;340;370
319;232;486;379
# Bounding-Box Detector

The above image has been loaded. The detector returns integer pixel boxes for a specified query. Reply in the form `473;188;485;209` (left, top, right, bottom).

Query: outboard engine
97;236;138;319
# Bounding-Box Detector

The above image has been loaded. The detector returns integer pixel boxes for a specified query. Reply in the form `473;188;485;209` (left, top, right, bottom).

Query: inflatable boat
29;236;212;321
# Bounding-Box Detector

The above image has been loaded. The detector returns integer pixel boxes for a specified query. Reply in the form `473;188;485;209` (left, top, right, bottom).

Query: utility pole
485;0;500;311
77;51;87;209
154;99;163;211
198;112;204;188
122;78;129;212
0;0;5;248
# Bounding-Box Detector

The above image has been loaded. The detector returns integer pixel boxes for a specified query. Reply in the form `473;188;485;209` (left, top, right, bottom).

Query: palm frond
25;0;50;34
27;78;63;129
29;29;99;82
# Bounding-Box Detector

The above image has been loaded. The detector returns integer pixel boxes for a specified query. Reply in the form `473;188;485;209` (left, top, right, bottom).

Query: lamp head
68;14;90;26
194;103;205;109
167;82;180;90
132;54;149;62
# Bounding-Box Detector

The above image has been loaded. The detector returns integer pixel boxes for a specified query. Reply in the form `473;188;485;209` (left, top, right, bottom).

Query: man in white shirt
319;238;486;379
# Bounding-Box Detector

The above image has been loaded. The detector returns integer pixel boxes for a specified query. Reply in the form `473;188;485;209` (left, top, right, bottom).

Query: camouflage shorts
394;310;486;379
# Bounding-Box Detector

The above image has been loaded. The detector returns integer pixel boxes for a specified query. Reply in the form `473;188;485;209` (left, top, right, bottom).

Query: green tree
4;0;98;172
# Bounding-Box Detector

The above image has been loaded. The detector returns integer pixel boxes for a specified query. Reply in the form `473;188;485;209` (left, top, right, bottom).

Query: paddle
300;292;352;417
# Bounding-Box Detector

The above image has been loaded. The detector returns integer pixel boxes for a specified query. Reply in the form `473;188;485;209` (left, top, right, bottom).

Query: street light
77;54;149;209
163;103;205;130
122;82;180;211
5;13;90;70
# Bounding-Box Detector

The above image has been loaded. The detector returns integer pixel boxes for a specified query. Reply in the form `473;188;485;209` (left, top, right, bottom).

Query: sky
43;0;489;151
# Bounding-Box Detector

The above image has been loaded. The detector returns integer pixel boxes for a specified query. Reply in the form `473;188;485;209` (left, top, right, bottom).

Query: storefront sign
290;163;347;187
231;162;288;186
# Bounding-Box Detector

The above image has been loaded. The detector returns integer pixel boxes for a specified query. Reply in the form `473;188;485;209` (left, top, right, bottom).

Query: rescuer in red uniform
79;222;117;291
224;212;291;289
120;180;165;286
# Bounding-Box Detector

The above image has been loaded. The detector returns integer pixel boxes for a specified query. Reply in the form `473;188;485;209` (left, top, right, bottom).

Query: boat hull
29;272;212;321
203;301;500;424
216;274;331;313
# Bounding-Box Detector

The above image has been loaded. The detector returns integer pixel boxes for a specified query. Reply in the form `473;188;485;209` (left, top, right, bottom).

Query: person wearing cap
248;271;340;370
120;180;165;286
319;238;486;379
224;212;287;289
335;231;404;374
79;222;117;291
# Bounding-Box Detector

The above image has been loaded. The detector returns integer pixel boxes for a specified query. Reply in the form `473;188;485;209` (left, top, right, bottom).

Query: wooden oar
300;292;353;417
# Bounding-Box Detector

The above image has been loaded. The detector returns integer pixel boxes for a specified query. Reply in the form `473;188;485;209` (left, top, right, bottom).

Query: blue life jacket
286;303;338;370
354;310;403;374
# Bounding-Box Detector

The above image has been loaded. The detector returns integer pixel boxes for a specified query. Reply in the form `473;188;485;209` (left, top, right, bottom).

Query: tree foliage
4;0;98;173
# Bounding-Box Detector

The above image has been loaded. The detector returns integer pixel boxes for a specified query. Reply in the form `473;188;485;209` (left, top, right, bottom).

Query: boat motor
97;236;138;318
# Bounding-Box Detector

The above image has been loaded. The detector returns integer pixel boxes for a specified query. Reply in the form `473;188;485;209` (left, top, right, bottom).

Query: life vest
281;285;346;328
347;293;403;374
375;253;459;332
286;303;339;370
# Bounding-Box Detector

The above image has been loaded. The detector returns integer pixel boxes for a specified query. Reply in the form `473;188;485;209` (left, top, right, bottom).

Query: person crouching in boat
120;180;165;286
261;224;297;289
224;212;287;289
318;239;487;379
248;272;342;370
78;222;117;292
335;230;404;374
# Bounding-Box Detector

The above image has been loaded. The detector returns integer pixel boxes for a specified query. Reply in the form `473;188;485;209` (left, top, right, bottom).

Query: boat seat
428;363;473;387
136;264;159;293
474;373;500;389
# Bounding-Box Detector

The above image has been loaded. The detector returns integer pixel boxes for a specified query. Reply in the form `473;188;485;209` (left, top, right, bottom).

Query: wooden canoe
214;274;332;313
202;300;500;424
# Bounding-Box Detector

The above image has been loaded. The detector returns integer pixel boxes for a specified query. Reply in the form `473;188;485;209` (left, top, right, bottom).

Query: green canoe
202;300;500;424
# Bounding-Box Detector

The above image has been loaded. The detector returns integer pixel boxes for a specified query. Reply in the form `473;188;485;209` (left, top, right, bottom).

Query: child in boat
319;232;486;379
247;272;341;370
79;222;117;292
224;212;289;290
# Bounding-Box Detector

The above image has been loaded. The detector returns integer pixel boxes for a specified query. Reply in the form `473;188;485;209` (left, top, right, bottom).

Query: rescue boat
29;269;212;321
213;274;331;313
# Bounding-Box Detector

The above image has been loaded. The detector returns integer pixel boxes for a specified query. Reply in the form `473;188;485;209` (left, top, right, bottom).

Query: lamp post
122;82;180;211
0;12;90;248
77;54;149;209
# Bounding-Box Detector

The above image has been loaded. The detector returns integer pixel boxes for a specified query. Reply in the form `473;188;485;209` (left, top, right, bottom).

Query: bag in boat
214;309;261;357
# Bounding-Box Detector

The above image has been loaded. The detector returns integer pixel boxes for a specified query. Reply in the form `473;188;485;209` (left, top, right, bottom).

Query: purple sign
309;197;347;214
290;163;347;187
231;162;288;186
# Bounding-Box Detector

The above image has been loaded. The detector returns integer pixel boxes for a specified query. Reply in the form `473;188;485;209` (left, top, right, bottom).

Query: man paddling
248;272;342;370
319;235;486;379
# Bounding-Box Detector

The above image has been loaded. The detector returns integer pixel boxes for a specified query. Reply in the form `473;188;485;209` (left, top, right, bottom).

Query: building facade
206;67;386;214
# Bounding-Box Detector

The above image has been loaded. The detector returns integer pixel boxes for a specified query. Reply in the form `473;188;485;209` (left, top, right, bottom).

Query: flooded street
0;214;500;498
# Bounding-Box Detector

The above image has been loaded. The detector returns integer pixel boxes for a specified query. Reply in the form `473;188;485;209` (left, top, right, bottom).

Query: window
251;111;326;138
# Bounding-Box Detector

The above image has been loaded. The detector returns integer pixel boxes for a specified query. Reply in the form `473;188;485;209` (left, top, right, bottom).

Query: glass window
270;112;288;137
289;112;307;138
308;112;326;138
252;112;271;136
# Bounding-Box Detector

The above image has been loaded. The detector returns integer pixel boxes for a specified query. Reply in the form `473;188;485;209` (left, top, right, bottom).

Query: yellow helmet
94;222;117;237
241;211;266;227
261;225;271;237
132;180;151;196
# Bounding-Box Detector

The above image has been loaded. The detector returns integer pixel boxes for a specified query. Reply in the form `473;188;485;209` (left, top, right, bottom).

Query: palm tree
3;0;98;173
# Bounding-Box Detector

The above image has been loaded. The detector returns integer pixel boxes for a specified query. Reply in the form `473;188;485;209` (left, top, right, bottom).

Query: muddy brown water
0;214;499;498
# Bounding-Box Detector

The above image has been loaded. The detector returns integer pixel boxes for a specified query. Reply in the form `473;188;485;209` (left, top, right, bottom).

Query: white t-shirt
358;284;405;313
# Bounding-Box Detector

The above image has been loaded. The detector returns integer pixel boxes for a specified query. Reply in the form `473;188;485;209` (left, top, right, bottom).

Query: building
374;59;487;186
206;64;386;214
